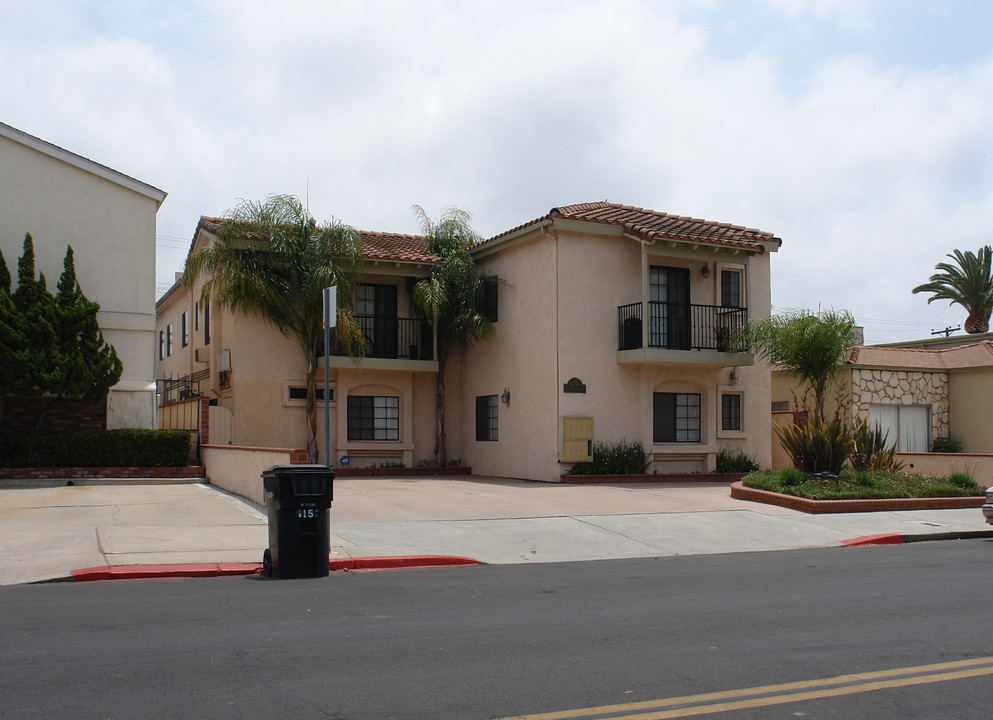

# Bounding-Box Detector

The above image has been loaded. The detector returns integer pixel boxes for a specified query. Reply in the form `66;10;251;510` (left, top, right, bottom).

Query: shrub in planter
0;429;191;468
569;439;651;475
931;437;963;453
716;447;759;473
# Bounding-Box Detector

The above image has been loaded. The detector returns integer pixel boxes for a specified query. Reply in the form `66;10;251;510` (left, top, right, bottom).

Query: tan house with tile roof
157;202;782;480
771;335;993;466
1;122;167;429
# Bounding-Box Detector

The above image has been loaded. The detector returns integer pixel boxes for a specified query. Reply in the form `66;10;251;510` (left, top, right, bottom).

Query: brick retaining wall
560;472;746;484
730;481;984;513
1;396;106;435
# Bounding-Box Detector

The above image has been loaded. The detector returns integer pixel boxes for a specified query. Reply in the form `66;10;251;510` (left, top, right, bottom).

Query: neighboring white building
0;122;167;428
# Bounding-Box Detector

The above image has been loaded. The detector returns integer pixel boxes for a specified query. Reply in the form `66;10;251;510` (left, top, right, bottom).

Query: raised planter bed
560;472;747;484
333;466;471;478
730;481;985;514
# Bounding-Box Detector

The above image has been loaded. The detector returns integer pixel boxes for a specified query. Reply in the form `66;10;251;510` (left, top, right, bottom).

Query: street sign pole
322;286;337;468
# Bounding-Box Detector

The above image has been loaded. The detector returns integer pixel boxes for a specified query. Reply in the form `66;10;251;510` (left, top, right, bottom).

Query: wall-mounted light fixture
701;262;711;278
501;388;511;405
729;367;738;385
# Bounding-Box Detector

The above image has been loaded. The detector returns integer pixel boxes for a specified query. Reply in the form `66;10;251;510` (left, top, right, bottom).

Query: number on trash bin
297;508;319;518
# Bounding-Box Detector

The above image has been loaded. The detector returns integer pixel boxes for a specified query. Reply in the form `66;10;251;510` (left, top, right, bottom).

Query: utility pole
930;326;960;338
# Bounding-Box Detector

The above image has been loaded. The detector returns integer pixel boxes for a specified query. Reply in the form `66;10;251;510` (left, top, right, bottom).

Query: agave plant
850;417;904;472
912;246;993;334
774;407;853;476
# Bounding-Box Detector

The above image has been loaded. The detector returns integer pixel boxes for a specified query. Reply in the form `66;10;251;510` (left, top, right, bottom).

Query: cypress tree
53;245;122;402
0;248;29;398
9;234;59;396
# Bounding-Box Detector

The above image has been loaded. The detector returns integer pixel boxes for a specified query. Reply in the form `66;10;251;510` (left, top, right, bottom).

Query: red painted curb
70;556;478;582
333;555;478;571
842;534;904;547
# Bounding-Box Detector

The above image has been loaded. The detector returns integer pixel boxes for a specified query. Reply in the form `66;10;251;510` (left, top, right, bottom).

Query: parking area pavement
1;477;990;585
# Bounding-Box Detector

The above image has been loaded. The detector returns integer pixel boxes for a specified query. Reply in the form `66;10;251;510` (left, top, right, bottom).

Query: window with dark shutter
654;392;701;443
475;395;498;441
481;277;498;323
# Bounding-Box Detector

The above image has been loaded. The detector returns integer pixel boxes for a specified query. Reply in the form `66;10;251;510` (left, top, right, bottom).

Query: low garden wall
898;453;993;486
201;444;308;505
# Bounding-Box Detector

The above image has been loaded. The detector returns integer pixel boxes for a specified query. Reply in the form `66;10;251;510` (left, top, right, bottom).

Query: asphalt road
2;541;992;719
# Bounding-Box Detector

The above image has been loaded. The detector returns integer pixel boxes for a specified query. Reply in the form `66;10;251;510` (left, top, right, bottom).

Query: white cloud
2;0;992;341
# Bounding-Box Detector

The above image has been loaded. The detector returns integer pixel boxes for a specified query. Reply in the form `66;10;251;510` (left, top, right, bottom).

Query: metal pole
324;322;330;467
323;286;336;468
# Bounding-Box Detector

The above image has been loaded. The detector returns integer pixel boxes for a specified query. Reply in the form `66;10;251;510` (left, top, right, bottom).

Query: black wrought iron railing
157;368;210;405
329;316;433;360
617;302;748;351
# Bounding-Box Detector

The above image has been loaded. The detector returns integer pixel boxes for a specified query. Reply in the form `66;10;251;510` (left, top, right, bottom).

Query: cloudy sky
3;0;992;343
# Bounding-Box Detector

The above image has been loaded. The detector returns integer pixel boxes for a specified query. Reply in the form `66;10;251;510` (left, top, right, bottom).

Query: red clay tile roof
192;216;435;264
849;342;993;370
480;202;782;252
359;231;435;264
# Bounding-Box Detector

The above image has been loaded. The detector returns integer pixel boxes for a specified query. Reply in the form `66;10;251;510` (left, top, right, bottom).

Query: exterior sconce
701;262;711;278
501;388;511;405
729;368;738;385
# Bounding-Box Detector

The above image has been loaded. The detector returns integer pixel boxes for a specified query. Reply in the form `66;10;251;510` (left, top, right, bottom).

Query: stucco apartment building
156;202;782;482
1;122;166;428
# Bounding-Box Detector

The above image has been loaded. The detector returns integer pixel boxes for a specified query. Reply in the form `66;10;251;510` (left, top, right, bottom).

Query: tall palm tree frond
182;194;365;461
912;246;993;334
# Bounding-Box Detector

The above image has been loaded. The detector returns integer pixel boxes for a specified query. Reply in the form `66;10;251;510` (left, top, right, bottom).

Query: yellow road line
499;656;993;720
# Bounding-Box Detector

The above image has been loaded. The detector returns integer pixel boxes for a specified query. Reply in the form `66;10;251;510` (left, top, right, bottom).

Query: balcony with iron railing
617;301;753;364
324;315;436;366
156;368;210;405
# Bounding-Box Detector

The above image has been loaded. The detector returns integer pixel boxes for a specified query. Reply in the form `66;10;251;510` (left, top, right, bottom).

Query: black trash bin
261;464;334;578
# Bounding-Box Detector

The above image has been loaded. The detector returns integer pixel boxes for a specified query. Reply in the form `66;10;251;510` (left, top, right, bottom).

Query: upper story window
204;302;211;344
158;330;165;360
194;301;200;331
355;284;398;357
181;311;190;347
481;277;498;323
166;324;173;357
721;269;743;308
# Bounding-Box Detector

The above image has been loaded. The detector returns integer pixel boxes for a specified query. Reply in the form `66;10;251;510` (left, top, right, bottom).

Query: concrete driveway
1;477;990;585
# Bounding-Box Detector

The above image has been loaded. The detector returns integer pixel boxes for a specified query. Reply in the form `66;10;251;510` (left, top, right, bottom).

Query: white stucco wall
1;127;165;428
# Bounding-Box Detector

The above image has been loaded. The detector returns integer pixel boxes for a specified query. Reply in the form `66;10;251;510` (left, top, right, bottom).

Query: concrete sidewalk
1;477;991;585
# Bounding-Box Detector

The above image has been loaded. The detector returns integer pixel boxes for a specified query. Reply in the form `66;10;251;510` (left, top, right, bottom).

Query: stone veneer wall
850;368;948;442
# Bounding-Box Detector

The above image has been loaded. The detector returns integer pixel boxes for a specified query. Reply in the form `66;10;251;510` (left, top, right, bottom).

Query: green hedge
0;429;191;468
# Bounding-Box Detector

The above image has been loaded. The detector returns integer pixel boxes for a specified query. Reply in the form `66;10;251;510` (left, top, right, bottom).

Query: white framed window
716;263;746;308
868;404;930;452
347;395;400;441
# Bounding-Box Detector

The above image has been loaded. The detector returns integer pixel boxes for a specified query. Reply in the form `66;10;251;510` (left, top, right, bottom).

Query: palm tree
411;206;496;465
912;246;993;334
746;308;857;420
183;194;366;461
